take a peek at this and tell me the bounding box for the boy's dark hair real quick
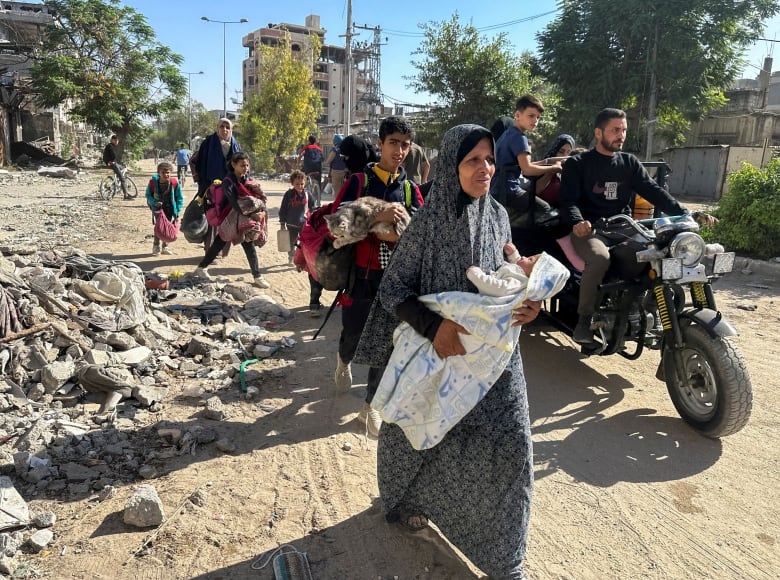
[515,95,544,114]
[308,135,317,145]
[290,169,305,183]
[594,108,626,130]
[379,116,412,141]
[110,134,118,140]
[157,161,173,173]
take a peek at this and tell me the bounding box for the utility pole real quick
[201,17,249,118]
[645,22,659,160]
[343,0,353,136]
[184,71,204,147]
[354,24,383,136]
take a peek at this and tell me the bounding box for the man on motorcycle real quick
[559,107,716,344]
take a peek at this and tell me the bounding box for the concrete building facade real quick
[241,14,382,140]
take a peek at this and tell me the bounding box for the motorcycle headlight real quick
[669,232,705,267]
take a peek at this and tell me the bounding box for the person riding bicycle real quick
[174,143,191,185]
[298,135,323,202]
[102,134,129,199]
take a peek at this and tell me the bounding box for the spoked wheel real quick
[663,322,752,438]
[98,175,116,200]
[124,176,139,199]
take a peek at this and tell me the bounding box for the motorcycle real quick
[536,213,752,438]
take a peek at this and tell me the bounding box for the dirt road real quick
[7,161,780,579]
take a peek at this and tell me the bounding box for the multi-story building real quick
[241,14,382,139]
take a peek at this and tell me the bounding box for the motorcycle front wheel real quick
[663,322,752,438]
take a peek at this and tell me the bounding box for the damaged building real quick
[0,1,88,166]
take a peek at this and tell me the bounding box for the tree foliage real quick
[240,35,322,173]
[537,0,780,151]
[409,14,552,148]
[710,159,780,258]
[30,0,186,155]
[151,102,219,151]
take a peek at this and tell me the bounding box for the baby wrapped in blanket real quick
[372,243,569,450]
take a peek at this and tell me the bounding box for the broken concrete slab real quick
[0,476,29,531]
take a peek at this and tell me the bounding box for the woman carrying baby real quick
[331,116,425,438]
[353,124,540,579]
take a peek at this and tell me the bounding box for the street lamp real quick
[201,16,249,118]
[184,70,203,148]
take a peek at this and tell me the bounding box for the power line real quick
[382,9,560,38]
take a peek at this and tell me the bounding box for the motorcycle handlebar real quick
[593,214,654,240]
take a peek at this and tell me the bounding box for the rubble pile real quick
[0,240,295,572]
[1,170,113,248]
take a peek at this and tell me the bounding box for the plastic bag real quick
[154,211,179,243]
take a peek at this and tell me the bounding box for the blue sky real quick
[56,1,780,111]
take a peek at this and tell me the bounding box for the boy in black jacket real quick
[281,170,324,314]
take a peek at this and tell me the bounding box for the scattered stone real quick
[132,385,168,407]
[0,477,29,529]
[0,554,16,575]
[26,528,54,552]
[123,485,165,528]
[137,464,158,479]
[32,511,56,528]
[342,442,352,452]
[203,397,227,421]
[189,488,208,507]
[112,346,152,365]
[98,485,117,502]
[40,361,76,393]
[0,532,23,557]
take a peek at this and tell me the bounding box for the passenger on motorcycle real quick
[559,107,716,344]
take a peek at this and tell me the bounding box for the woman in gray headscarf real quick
[354,124,540,579]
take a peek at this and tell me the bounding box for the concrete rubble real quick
[0,224,296,571]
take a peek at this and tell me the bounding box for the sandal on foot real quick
[400,514,428,532]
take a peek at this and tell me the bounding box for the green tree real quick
[30,0,186,159]
[409,13,551,147]
[537,0,780,152]
[151,102,219,151]
[240,35,322,173]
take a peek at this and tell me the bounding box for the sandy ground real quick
[6,159,780,579]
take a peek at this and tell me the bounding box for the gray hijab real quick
[355,124,511,368]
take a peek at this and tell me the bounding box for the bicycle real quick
[304,171,321,206]
[98,166,138,200]
[177,164,188,188]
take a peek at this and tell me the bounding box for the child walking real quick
[280,169,324,315]
[145,161,184,255]
[279,170,317,264]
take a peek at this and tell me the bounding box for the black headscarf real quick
[355,124,511,368]
[543,134,575,160]
[339,135,378,173]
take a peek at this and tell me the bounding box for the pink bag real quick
[154,210,179,243]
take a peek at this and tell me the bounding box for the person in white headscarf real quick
[354,124,541,579]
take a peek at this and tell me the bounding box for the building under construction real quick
[241,14,387,139]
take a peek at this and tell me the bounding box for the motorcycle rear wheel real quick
[663,322,752,438]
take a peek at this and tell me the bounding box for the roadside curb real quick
[734,256,780,279]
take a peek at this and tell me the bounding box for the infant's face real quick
[517,254,540,276]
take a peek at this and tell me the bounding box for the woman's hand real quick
[512,300,541,327]
[432,319,470,358]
